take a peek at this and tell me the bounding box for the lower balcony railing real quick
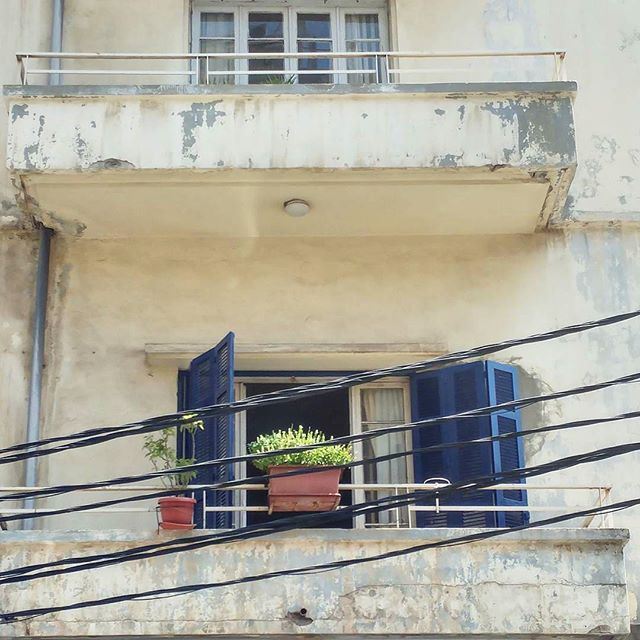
[1,481,613,530]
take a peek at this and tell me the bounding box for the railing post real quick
[385,54,391,84]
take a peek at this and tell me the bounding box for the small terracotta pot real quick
[158,496,196,530]
[268,465,342,513]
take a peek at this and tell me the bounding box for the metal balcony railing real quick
[1,481,611,530]
[15,50,568,86]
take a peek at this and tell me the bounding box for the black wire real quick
[2,366,640,506]
[3,393,640,525]
[4,433,640,586]
[2,491,638,624]
[2,360,640,475]
[1,308,638,461]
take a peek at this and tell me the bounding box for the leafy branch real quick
[143,421,204,492]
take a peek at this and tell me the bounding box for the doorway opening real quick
[242,382,353,528]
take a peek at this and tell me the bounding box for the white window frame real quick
[349,377,413,529]
[234,375,411,529]
[192,0,389,84]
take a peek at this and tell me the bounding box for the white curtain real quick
[345,14,381,84]
[361,388,408,525]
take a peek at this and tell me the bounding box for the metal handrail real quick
[0,481,611,529]
[15,50,568,85]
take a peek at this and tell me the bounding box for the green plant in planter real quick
[248,425,352,472]
[143,420,204,492]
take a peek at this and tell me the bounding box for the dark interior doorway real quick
[244,382,353,528]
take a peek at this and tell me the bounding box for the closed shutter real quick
[411,361,527,528]
[186,332,235,529]
[486,362,529,527]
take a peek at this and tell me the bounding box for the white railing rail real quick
[0,481,611,529]
[15,50,568,86]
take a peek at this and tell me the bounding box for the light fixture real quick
[283,199,311,217]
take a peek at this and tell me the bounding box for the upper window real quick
[192,1,388,85]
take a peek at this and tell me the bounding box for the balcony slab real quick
[4,82,577,237]
[0,527,629,638]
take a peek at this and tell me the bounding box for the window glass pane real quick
[249,12,283,39]
[248,40,285,83]
[297,13,331,39]
[201,13,234,38]
[248,12,285,84]
[360,388,409,527]
[200,39,235,84]
[345,14,380,40]
[297,13,332,84]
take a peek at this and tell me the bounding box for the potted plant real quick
[143,421,203,530]
[248,426,352,513]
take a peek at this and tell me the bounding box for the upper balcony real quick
[4,51,577,237]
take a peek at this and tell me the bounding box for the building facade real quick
[1,0,639,638]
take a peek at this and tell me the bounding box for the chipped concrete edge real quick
[2,80,578,99]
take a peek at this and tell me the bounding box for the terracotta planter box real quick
[268,465,342,513]
[158,496,196,530]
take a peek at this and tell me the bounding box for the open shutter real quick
[186,332,235,529]
[412,362,495,527]
[486,362,529,527]
[411,361,527,528]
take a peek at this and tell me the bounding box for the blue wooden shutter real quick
[411,361,527,528]
[186,332,235,529]
[486,362,529,527]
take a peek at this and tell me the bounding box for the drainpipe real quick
[50,0,64,86]
[22,226,53,529]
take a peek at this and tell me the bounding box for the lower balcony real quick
[0,522,629,638]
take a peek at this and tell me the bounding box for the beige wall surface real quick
[0,232,37,497]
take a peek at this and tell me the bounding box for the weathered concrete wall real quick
[5,85,576,172]
[392,0,640,226]
[0,528,630,637]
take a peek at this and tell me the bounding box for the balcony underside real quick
[5,82,577,237]
[22,167,555,237]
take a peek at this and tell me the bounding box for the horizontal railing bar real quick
[16,50,566,61]
[0,483,610,493]
[2,507,154,514]
[409,505,588,513]
[24,69,196,76]
[206,69,376,77]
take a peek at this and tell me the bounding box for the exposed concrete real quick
[0,528,630,638]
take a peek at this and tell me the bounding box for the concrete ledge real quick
[0,526,630,546]
[3,80,578,98]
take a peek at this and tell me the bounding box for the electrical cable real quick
[2,367,640,508]
[1,308,638,461]
[4,433,640,586]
